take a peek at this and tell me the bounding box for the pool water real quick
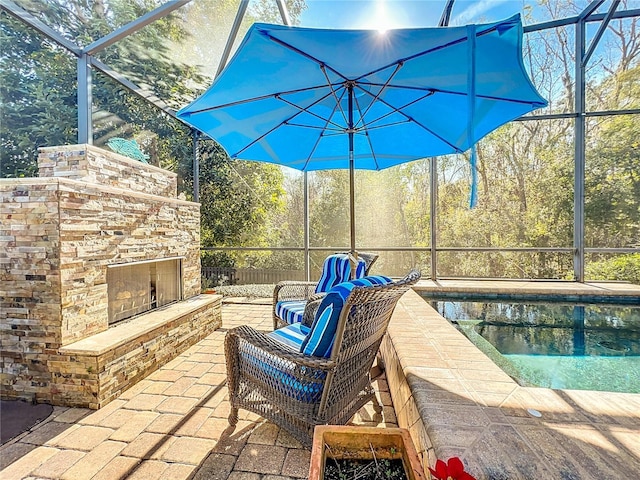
[425,297,640,393]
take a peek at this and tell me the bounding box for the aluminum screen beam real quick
[77,55,92,144]
[438,0,455,27]
[579,0,605,20]
[0,0,82,55]
[215,0,250,79]
[193,131,200,203]
[574,18,586,282]
[304,172,310,281]
[524,7,639,32]
[583,0,620,66]
[430,156,438,280]
[89,57,176,117]
[84,0,192,55]
[276,0,292,26]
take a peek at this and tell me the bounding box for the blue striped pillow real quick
[314,254,366,294]
[301,275,392,358]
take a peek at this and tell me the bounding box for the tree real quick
[198,140,286,267]
[1,10,77,177]
[1,0,203,178]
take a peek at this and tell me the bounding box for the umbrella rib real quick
[353,63,403,130]
[286,123,343,132]
[352,94,381,169]
[277,94,345,131]
[362,82,546,106]
[356,91,435,129]
[430,87,548,106]
[351,86,460,151]
[320,65,350,127]
[185,84,335,115]
[361,91,463,153]
[232,88,345,158]
[300,94,346,170]
[259,29,349,82]
[355,22,503,82]
[363,131,381,170]
[361,119,412,131]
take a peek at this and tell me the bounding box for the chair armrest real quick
[225,325,336,370]
[273,281,318,303]
[302,293,326,327]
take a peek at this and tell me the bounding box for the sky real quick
[298,0,533,29]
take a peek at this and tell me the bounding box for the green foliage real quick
[198,140,286,267]
[1,10,77,177]
[0,0,202,179]
[2,0,292,260]
[586,254,640,285]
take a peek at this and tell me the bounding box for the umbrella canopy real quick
[178,14,547,252]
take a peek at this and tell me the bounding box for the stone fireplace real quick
[0,145,221,408]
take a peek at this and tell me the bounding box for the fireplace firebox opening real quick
[107,257,183,325]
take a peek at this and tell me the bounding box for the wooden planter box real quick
[310,426,426,480]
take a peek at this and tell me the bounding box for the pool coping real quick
[415,278,640,299]
[381,283,640,480]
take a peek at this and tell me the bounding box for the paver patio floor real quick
[0,301,398,480]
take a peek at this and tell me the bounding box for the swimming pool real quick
[422,295,640,393]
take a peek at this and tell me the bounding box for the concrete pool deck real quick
[1,280,638,479]
[415,278,640,298]
[384,280,640,479]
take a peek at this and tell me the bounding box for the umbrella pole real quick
[348,84,357,277]
[348,84,357,257]
[349,154,356,256]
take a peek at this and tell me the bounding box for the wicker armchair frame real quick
[225,269,420,447]
[272,252,380,329]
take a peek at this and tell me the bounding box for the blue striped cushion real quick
[314,254,367,294]
[275,300,306,325]
[240,349,325,403]
[268,323,310,351]
[301,275,393,358]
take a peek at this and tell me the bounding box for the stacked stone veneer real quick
[1,144,221,408]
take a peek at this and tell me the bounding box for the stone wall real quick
[0,145,209,406]
[38,144,177,198]
[0,182,63,402]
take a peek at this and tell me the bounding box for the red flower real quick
[428,457,477,480]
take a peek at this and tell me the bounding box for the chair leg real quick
[229,407,239,426]
[372,398,383,415]
[370,354,385,379]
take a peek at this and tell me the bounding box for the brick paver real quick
[0,301,398,480]
[234,444,287,475]
[59,440,126,480]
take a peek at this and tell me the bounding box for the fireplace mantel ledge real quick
[59,294,221,356]
[0,177,199,207]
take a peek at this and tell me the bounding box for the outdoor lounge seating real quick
[225,269,421,447]
[272,252,379,329]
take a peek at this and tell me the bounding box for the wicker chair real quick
[225,269,421,447]
[272,252,379,329]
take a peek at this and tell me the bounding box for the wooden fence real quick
[202,267,305,285]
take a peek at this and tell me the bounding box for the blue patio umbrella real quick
[177,14,547,254]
